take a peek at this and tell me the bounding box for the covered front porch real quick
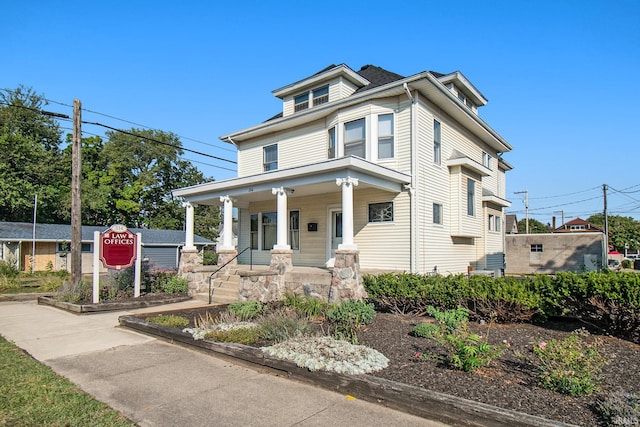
[173,156,411,303]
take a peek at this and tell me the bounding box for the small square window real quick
[368,202,393,223]
[531,244,543,253]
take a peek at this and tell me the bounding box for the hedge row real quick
[363,271,640,343]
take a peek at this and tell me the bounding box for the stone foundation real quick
[330,250,367,303]
[269,249,293,274]
[216,249,238,272]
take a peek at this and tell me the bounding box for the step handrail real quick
[208,247,251,305]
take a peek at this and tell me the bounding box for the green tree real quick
[587,214,640,252]
[0,86,68,223]
[517,218,551,234]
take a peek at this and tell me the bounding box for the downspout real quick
[404,83,417,273]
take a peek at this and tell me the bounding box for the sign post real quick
[93,224,140,303]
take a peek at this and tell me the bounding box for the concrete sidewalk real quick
[0,300,447,427]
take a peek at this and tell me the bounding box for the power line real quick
[528,186,601,200]
[46,98,237,154]
[82,120,237,164]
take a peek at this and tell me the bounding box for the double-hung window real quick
[433,119,441,165]
[250,214,259,249]
[467,179,475,216]
[377,114,394,159]
[328,127,336,159]
[489,214,497,231]
[312,86,329,106]
[368,202,393,223]
[344,118,366,158]
[289,210,300,250]
[263,144,278,171]
[433,203,443,225]
[294,93,309,112]
[261,212,277,250]
[482,152,492,169]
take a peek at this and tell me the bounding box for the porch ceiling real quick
[173,156,411,208]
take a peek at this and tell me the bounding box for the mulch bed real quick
[127,306,640,426]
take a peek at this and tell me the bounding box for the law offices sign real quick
[100,225,137,269]
[92,224,142,303]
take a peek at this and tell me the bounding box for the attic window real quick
[294,93,309,112]
[312,86,329,106]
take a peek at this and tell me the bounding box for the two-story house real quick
[174,64,512,279]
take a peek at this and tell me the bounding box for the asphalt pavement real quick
[0,300,448,427]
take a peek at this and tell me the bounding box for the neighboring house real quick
[552,217,603,233]
[505,214,519,234]
[505,231,605,274]
[0,222,213,273]
[173,64,513,276]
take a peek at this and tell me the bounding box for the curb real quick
[37,295,192,314]
[119,315,578,427]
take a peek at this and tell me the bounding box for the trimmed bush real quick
[147,315,190,328]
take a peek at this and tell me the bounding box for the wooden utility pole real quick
[603,183,609,265]
[71,99,82,286]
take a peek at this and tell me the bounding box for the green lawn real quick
[0,335,136,426]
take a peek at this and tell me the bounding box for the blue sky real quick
[3,0,639,226]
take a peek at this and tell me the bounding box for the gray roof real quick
[0,222,213,246]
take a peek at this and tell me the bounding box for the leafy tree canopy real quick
[1,86,220,241]
[517,218,551,234]
[0,86,68,223]
[587,214,640,252]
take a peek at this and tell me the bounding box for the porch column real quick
[271,187,292,250]
[219,195,234,250]
[182,201,196,250]
[336,177,358,250]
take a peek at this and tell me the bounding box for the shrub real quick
[258,309,315,343]
[413,306,502,371]
[55,280,93,303]
[202,249,218,265]
[161,274,188,294]
[41,277,65,292]
[533,329,606,396]
[597,390,640,426]
[0,260,19,278]
[327,300,376,344]
[0,275,19,292]
[204,327,262,344]
[147,315,190,328]
[283,293,332,319]
[621,259,633,269]
[229,301,267,320]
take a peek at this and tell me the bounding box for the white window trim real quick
[250,210,302,252]
[433,118,442,166]
[433,202,444,226]
[367,201,395,225]
[375,113,395,161]
[263,144,278,172]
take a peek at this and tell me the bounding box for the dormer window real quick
[312,86,329,106]
[294,93,309,112]
[293,85,329,113]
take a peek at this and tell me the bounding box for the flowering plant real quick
[533,329,606,396]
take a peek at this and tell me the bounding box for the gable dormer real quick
[272,64,370,117]
[435,71,488,115]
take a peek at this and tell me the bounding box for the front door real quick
[329,210,342,258]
